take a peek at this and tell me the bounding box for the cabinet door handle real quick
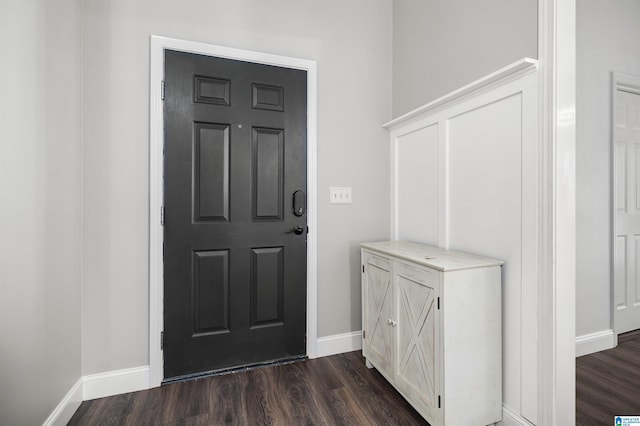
[388,319,397,327]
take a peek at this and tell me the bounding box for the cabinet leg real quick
[365,359,374,369]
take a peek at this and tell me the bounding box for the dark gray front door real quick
[163,50,307,381]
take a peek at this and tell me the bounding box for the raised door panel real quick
[194,123,230,222]
[394,262,440,424]
[252,128,284,221]
[363,252,394,380]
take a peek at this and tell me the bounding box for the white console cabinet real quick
[361,241,503,426]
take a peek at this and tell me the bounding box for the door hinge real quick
[161,206,165,225]
[362,265,365,273]
[160,331,164,350]
[438,395,441,408]
[362,330,366,339]
[437,297,440,310]
[161,80,165,100]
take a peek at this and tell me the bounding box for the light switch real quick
[330,187,352,204]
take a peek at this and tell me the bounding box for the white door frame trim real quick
[538,0,576,424]
[614,72,640,96]
[148,35,318,387]
[612,72,640,339]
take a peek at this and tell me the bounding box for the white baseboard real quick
[43,378,83,426]
[49,335,363,423]
[576,329,615,357]
[496,406,535,426]
[316,331,362,358]
[82,366,150,401]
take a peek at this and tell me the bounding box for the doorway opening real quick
[612,72,640,340]
[149,36,318,386]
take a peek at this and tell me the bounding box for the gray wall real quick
[392,0,538,116]
[576,0,640,337]
[80,0,392,374]
[0,0,82,424]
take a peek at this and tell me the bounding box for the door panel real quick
[194,123,230,222]
[163,50,307,380]
[192,250,229,335]
[615,89,640,334]
[250,247,284,328]
[252,128,284,220]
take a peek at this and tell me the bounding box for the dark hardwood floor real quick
[68,351,428,425]
[71,333,640,426]
[577,331,640,425]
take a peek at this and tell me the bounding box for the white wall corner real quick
[43,379,83,426]
[82,366,150,401]
[497,406,535,426]
[575,330,616,357]
[316,331,363,358]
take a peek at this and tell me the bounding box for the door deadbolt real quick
[292,190,306,217]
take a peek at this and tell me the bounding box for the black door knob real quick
[293,226,304,235]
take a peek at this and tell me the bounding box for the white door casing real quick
[537,1,576,424]
[149,36,318,387]
[613,73,640,335]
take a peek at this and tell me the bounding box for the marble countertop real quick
[360,240,504,272]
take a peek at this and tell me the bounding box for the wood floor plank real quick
[577,335,640,425]
[297,356,344,393]
[206,370,249,425]
[275,362,329,425]
[69,333,640,425]
[618,329,640,343]
[330,352,427,425]
[68,352,427,425]
[578,358,640,395]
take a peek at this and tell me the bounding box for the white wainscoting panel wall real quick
[395,124,440,245]
[384,58,539,425]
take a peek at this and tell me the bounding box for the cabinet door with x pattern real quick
[394,261,440,421]
[362,252,394,380]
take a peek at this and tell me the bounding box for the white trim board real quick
[83,366,150,401]
[43,379,83,426]
[537,0,577,424]
[316,331,363,358]
[383,58,537,130]
[45,329,359,424]
[498,406,535,426]
[43,367,148,425]
[575,330,616,357]
[149,36,318,387]
[614,72,640,96]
